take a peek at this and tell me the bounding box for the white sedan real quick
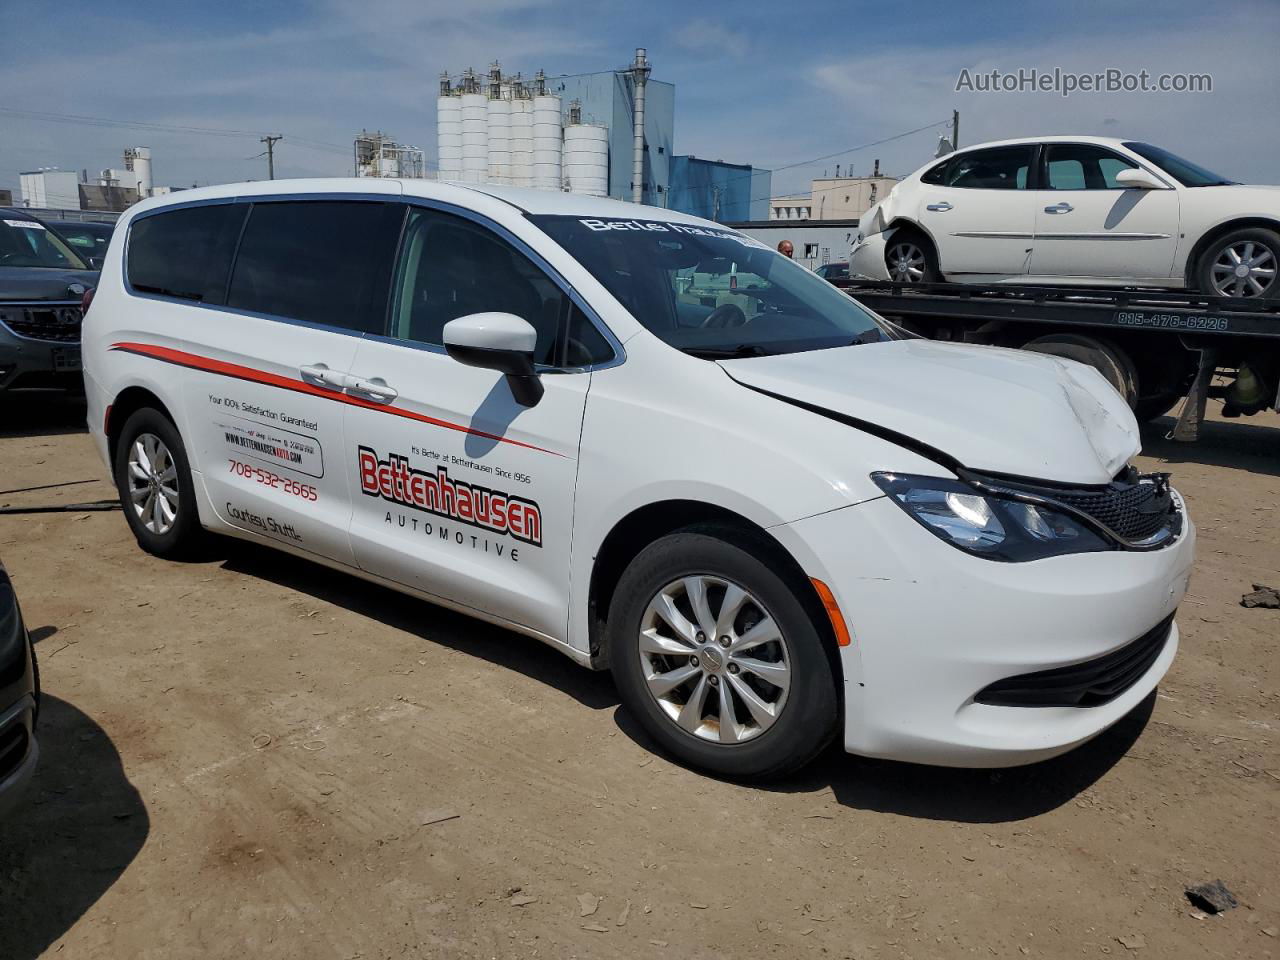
[853,136,1279,299]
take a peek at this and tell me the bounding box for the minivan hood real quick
[0,266,97,302]
[719,340,1140,485]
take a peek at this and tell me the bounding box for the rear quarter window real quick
[127,204,247,303]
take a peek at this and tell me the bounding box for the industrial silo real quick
[531,93,563,191]
[563,122,608,197]
[460,90,489,183]
[436,77,463,181]
[486,94,511,185]
[509,93,534,188]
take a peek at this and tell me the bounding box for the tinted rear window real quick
[226,201,404,333]
[128,204,246,302]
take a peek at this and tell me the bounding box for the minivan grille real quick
[0,302,84,343]
[975,468,1179,545]
[974,614,1174,708]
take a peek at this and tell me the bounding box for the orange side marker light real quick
[810,578,852,647]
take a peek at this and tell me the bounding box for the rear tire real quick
[1022,333,1138,407]
[608,528,838,780]
[113,407,206,559]
[1133,391,1184,423]
[1195,227,1280,299]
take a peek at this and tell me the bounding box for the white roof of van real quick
[122,177,720,229]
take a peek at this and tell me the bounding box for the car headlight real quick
[871,473,1111,562]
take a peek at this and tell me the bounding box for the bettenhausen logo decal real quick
[357,447,542,547]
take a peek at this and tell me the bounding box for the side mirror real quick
[443,312,544,407]
[1115,168,1166,190]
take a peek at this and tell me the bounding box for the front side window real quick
[1044,144,1138,190]
[0,217,89,270]
[531,216,888,359]
[128,203,245,303]
[1123,142,1234,187]
[941,147,1032,190]
[388,208,612,367]
[227,201,403,332]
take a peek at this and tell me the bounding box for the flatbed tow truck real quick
[844,279,1280,442]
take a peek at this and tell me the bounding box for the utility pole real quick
[260,135,283,180]
[951,110,960,151]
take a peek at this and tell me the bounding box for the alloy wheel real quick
[1210,240,1277,297]
[887,241,927,282]
[637,575,791,745]
[127,432,180,535]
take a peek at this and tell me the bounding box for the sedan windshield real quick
[0,216,89,269]
[1123,142,1235,187]
[531,215,887,358]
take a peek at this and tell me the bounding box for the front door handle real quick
[349,377,398,404]
[1044,202,1074,214]
[926,201,953,212]
[299,362,349,389]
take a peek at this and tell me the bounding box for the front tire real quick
[885,231,940,284]
[113,407,205,559]
[1196,227,1280,299]
[608,528,838,780]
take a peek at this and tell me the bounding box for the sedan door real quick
[915,145,1037,278]
[1029,143,1180,282]
[342,205,613,640]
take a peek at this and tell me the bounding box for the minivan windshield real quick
[1123,142,1235,187]
[532,215,888,358]
[0,216,89,270]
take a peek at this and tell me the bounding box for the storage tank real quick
[509,97,534,188]
[531,94,563,191]
[124,147,152,198]
[436,94,463,181]
[459,92,489,183]
[486,95,511,184]
[563,123,609,197]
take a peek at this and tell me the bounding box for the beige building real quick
[769,174,898,221]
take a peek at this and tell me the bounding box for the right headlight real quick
[872,472,1111,562]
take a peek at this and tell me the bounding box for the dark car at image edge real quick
[0,208,98,395]
[0,560,39,818]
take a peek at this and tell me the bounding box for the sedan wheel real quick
[1209,240,1277,298]
[638,575,791,745]
[127,433,180,534]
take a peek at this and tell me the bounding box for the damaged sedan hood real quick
[718,339,1140,485]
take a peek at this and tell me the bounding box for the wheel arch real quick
[1183,216,1280,288]
[105,385,176,464]
[884,217,942,274]
[587,499,845,686]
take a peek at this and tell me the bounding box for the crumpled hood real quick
[0,266,97,302]
[719,339,1140,485]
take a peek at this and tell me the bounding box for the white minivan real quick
[82,180,1194,778]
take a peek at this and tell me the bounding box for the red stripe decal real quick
[109,341,562,457]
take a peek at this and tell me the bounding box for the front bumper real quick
[776,494,1195,767]
[0,695,38,818]
[848,234,892,281]
[0,310,83,393]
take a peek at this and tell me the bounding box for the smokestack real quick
[630,47,650,204]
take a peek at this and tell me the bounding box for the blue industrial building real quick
[667,156,771,223]
[549,71,674,207]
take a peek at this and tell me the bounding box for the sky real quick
[2,0,1277,206]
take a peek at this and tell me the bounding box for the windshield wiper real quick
[682,344,772,359]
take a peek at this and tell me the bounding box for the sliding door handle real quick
[349,377,398,403]
[299,363,348,389]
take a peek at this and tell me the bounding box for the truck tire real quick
[1022,334,1138,407]
[1195,227,1280,299]
[608,527,838,780]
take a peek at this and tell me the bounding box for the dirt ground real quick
[0,395,1276,960]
